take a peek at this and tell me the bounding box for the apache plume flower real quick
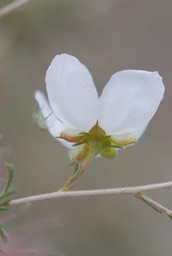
[35,54,165,161]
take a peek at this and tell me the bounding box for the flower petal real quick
[46,54,99,130]
[99,70,165,139]
[34,90,71,148]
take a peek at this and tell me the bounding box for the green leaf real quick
[0,226,8,242]
[0,163,16,242]
[0,163,16,213]
[4,163,15,193]
[0,164,15,199]
[2,190,16,198]
[0,206,9,211]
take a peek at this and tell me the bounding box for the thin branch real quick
[11,180,172,206]
[0,0,32,17]
[135,192,172,218]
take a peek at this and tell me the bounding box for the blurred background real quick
[0,0,172,255]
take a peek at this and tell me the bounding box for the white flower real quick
[35,54,165,160]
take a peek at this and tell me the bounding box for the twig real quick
[0,0,32,17]
[135,192,172,218]
[11,180,172,205]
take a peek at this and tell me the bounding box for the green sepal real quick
[111,133,137,147]
[72,161,80,176]
[100,147,117,159]
[61,122,136,161]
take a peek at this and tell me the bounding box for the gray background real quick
[0,0,172,255]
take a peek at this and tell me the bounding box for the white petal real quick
[46,54,99,131]
[34,90,71,148]
[99,70,165,139]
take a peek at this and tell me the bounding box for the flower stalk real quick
[59,152,95,191]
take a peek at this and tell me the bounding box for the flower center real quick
[60,122,136,161]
